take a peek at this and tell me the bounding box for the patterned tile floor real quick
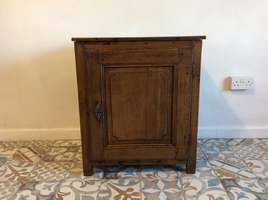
[0,139,268,199]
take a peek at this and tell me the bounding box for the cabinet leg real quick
[186,160,196,174]
[83,164,94,176]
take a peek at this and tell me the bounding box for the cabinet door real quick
[105,66,172,145]
[85,45,193,161]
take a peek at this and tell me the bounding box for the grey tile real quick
[0,138,267,200]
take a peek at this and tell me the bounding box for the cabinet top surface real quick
[72,35,206,42]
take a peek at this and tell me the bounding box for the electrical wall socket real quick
[230,76,254,90]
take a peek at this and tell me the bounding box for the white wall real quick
[0,0,267,139]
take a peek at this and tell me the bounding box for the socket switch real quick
[230,76,254,90]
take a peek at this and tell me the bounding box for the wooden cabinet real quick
[72,36,206,175]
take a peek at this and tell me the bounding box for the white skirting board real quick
[0,127,267,140]
[0,128,81,140]
[198,126,268,138]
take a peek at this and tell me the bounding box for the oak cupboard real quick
[72,36,206,175]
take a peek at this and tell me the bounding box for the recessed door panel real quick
[104,66,173,145]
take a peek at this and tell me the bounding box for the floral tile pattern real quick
[141,177,183,199]
[180,160,229,200]
[0,138,268,199]
[200,138,268,200]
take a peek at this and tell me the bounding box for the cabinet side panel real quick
[74,42,91,174]
[187,40,203,173]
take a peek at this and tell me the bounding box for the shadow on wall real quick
[0,47,79,128]
[198,68,244,138]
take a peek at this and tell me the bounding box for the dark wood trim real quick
[72,36,206,42]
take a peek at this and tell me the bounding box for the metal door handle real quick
[95,102,104,121]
